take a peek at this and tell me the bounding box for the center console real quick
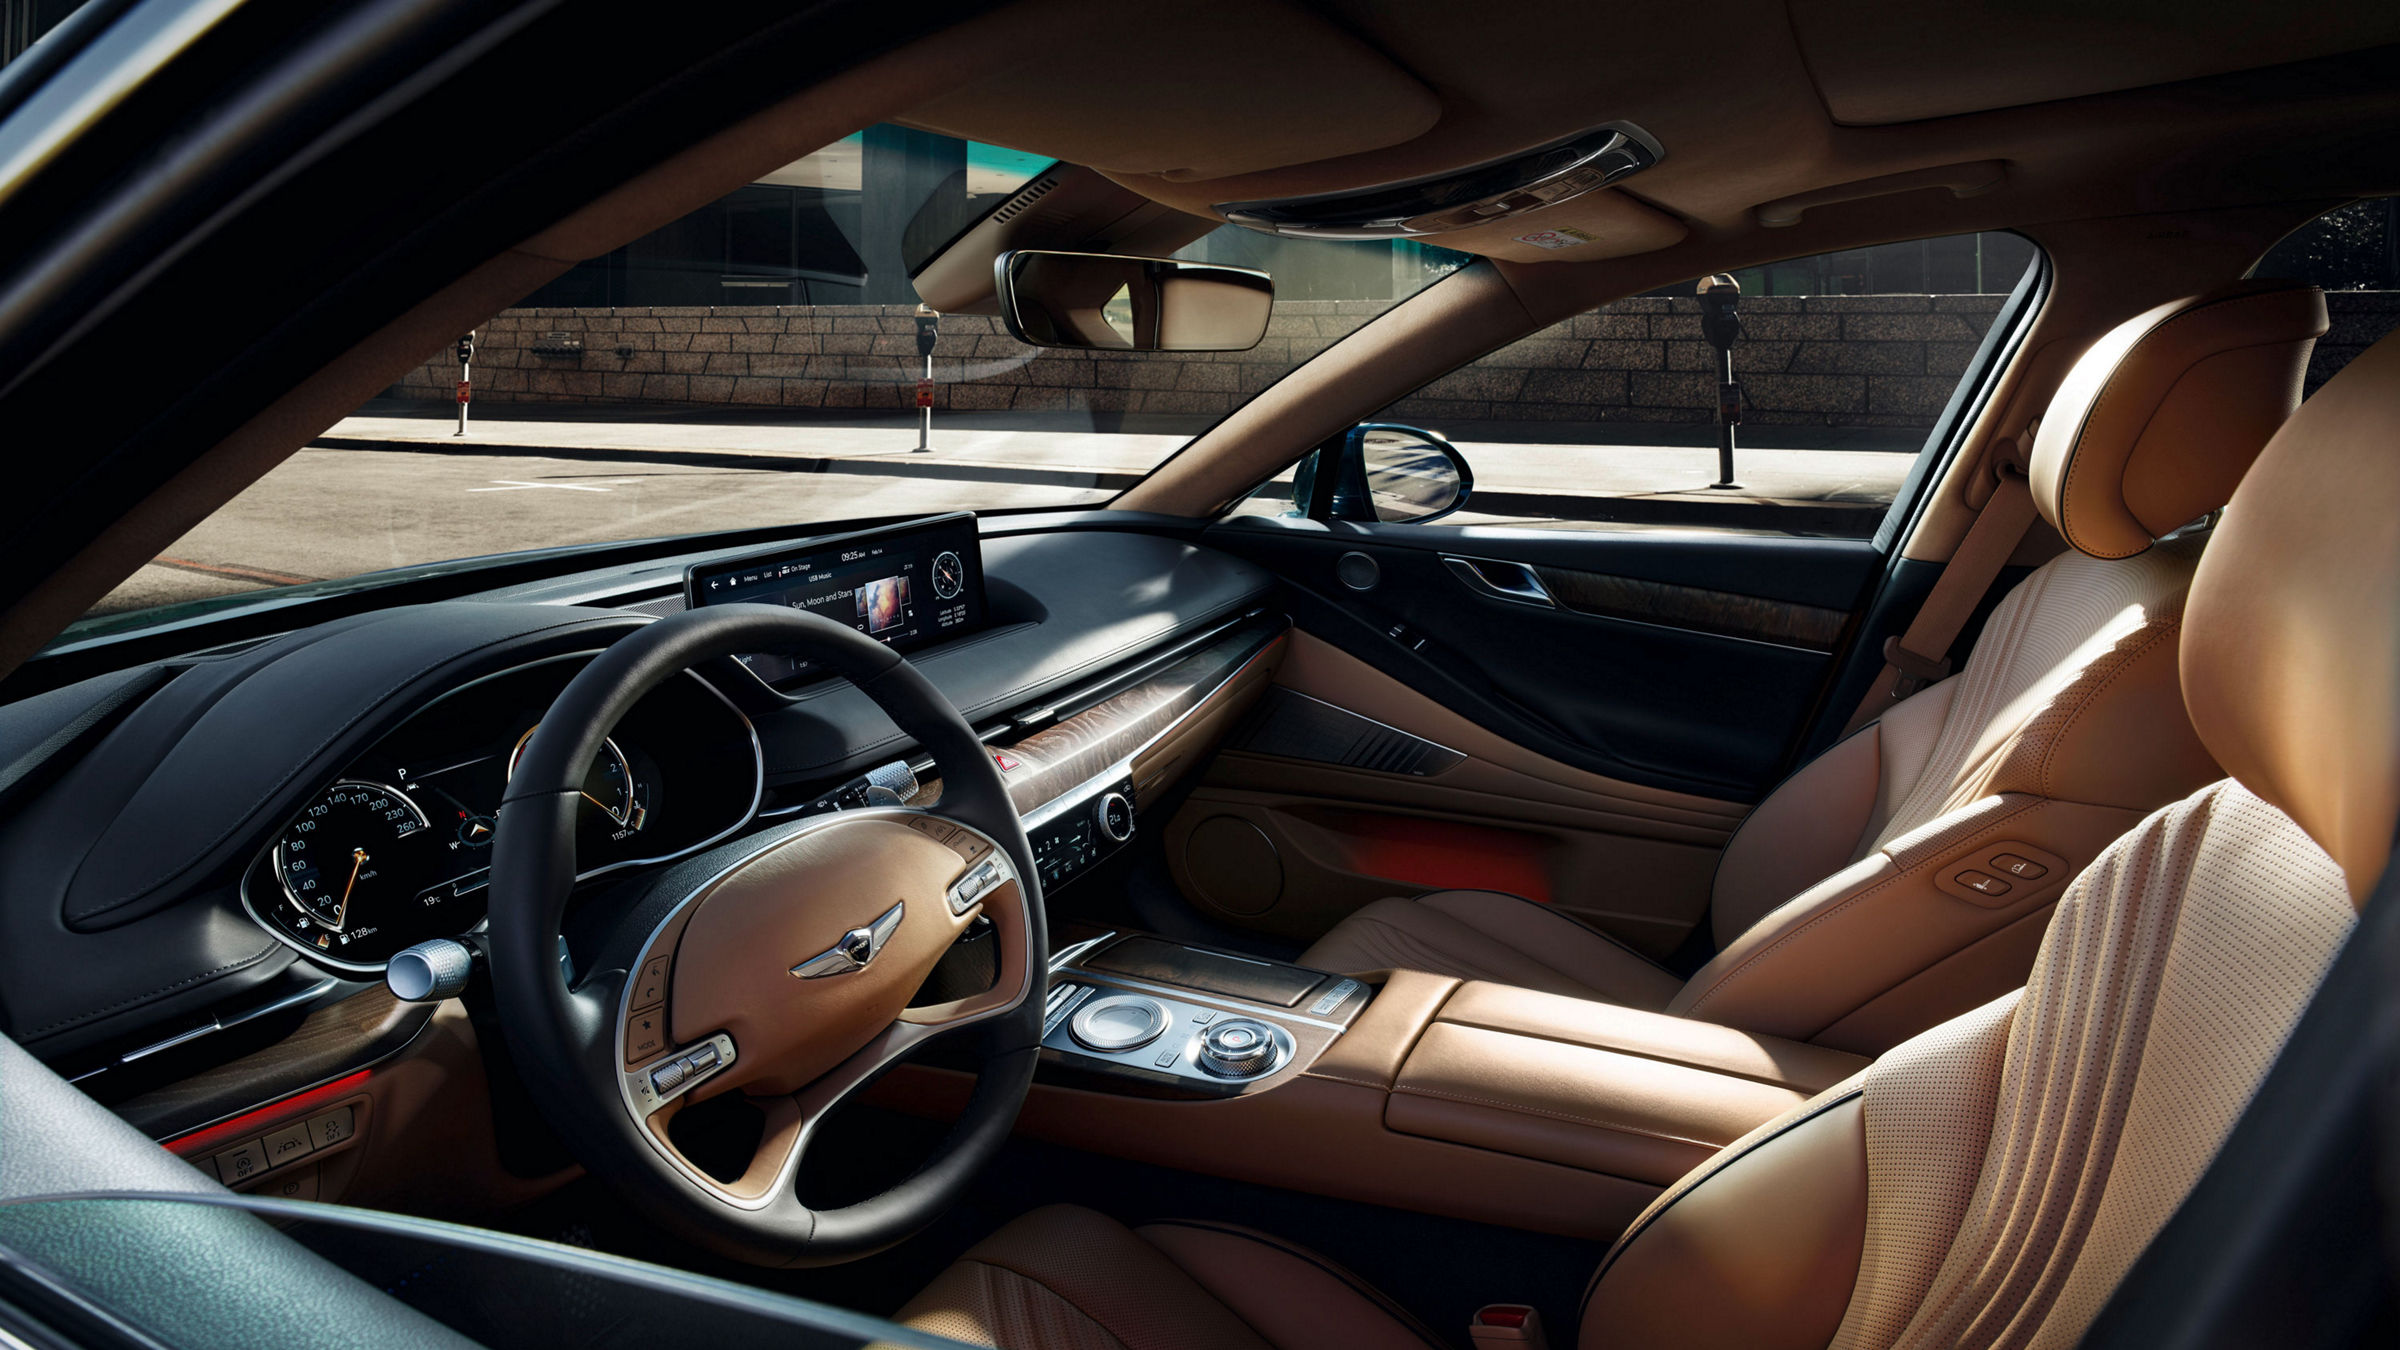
[869,945,1872,1242]
[1040,934,1371,1094]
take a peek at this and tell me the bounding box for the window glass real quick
[72,129,1466,638]
[2252,197,2400,398]
[1236,231,2040,539]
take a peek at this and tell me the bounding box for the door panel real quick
[1205,516,1883,799]
[1163,632,1748,955]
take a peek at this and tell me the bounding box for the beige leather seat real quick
[892,317,2400,1350]
[1301,280,2328,1055]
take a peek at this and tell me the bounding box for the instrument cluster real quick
[243,656,759,972]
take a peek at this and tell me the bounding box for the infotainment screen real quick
[685,513,986,687]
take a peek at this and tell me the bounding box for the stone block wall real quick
[389,292,2399,429]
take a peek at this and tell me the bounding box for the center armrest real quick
[1386,981,1870,1186]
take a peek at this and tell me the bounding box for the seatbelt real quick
[1841,456,2039,737]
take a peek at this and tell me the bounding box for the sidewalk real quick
[323,408,1919,529]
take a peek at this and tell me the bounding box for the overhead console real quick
[686,512,987,689]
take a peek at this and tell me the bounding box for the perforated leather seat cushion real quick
[892,1204,1443,1350]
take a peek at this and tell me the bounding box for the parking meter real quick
[912,306,938,452]
[1696,275,1741,487]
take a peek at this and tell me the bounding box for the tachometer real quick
[273,780,428,932]
[507,728,647,835]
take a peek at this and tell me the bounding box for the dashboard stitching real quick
[24,942,277,1038]
[67,615,637,926]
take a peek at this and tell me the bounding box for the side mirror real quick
[994,250,1272,351]
[1297,424,1474,524]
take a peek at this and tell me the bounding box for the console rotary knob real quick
[1093,791,1135,844]
[1069,994,1169,1053]
[1197,1018,1280,1078]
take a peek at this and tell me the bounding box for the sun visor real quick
[893,0,1439,182]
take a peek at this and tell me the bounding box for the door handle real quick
[1441,555,1555,608]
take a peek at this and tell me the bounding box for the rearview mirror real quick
[994,250,1272,351]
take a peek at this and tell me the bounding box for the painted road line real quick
[151,556,320,586]
[466,478,641,493]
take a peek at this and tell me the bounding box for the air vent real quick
[1215,124,1661,240]
[990,174,1060,225]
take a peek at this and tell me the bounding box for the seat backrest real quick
[1577,320,2400,1350]
[1678,280,2324,1053]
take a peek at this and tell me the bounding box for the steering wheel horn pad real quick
[486,604,1046,1265]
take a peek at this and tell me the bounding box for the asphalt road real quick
[90,419,1915,619]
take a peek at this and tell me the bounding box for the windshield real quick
[73,126,1466,640]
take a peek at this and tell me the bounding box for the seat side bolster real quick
[1709,725,1885,948]
[1578,1090,1868,1350]
[1135,1221,1449,1350]
[1980,615,2221,813]
[1668,797,2143,1051]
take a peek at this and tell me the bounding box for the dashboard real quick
[0,517,1277,1128]
[239,656,760,973]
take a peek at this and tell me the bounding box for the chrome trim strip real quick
[237,651,764,974]
[116,977,342,1064]
[1057,971,1349,1034]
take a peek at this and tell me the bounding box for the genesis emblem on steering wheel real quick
[789,900,904,979]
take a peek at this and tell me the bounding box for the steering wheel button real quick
[652,1061,688,1094]
[626,1011,667,1064]
[633,955,671,1008]
[688,1043,719,1070]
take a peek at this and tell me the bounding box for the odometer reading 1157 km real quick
[271,780,429,957]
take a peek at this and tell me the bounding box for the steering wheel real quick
[486,605,1047,1266]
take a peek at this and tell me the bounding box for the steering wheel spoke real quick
[485,605,1047,1264]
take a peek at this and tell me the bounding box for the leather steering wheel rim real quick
[486,603,1047,1265]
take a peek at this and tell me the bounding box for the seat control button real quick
[1991,853,2047,880]
[1956,870,2011,898]
[306,1108,356,1150]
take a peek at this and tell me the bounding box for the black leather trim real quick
[745,532,1276,784]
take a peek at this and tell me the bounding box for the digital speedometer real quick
[274,780,427,930]
[260,779,477,966]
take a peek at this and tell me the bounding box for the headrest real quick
[2030,279,2326,559]
[2183,328,2400,906]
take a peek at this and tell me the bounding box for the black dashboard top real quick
[0,523,1274,1063]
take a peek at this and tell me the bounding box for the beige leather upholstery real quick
[894,307,2397,1350]
[891,1204,1442,1350]
[2027,279,2326,560]
[2182,326,2400,906]
[1302,285,2318,1052]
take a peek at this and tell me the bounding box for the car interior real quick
[1,1,2399,1347]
